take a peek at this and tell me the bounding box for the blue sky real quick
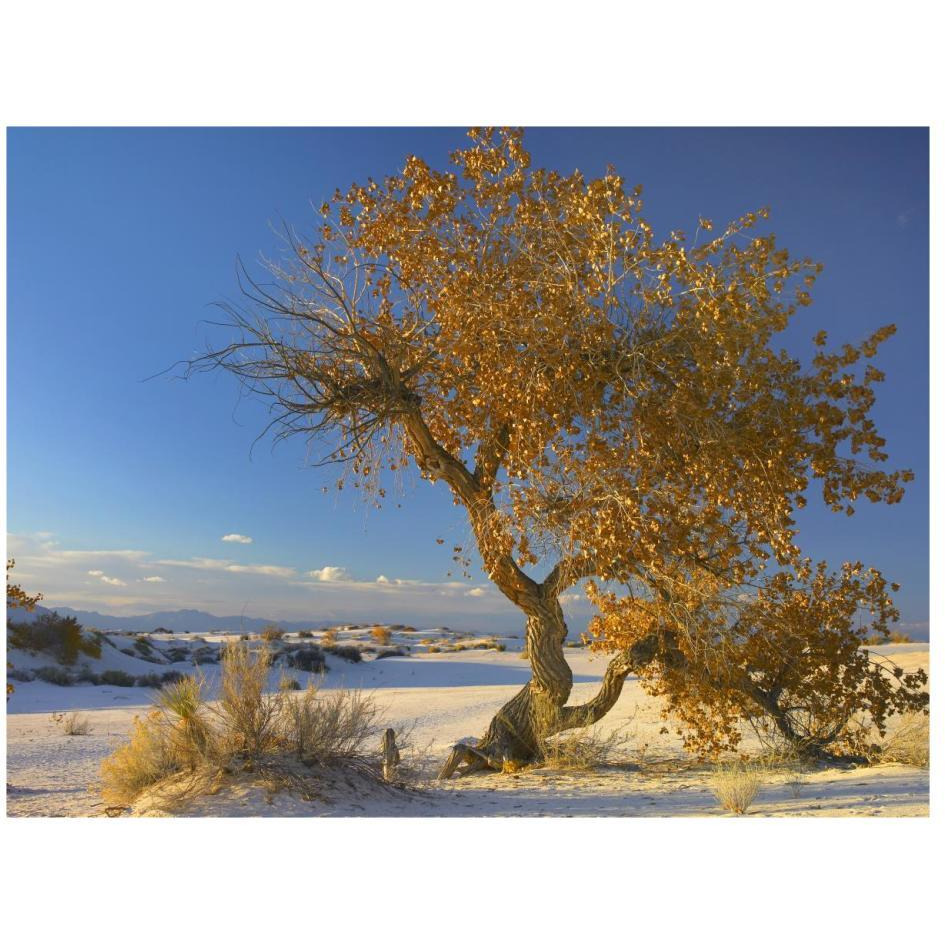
[6,127,929,635]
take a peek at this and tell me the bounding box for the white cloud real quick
[141,576,166,583]
[221,533,253,544]
[308,566,351,582]
[466,587,487,597]
[87,569,105,577]
[155,557,295,579]
[100,576,127,587]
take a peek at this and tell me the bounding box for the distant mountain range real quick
[6,604,344,634]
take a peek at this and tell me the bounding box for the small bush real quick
[879,712,929,768]
[59,712,92,736]
[165,646,191,663]
[261,625,285,643]
[279,675,303,691]
[711,762,762,815]
[371,627,392,645]
[100,670,136,687]
[286,646,327,673]
[321,628,339,646]
[133,636,154,654]
[101,711,181,806]
[324,644,362,663]
[160,670,187,686]
[8,668,34,683]
[35,665,73,686]
[100,641,386,809]
[298,630,314,639]
[76,666,101,684]
[8,613,101,665]
[375,647,405,660]
[135,673,165,688]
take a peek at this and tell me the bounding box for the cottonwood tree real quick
[196,128,915,774]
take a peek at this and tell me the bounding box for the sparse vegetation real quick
[34,665,73,686]
[100,641,387,809]
[8,613,101,665]
[56,712,92,736]
[878,711,929,768]
[711,762,762,815]
[321,628,338,646]
[261,625,285,642]
[370,627,392,645]
[99,670,136,687]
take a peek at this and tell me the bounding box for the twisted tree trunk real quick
[398,402,644,778]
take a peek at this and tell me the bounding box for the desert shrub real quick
[370,627,392,645]
[261,625,285,643]
[76,666,101,684]
[135,673,165,688]
[100,641,386,808]
[192,646,219,665]
[281,683,379,763]
[710,762,762,815]
[494,642,507,652]
[213,641,281,757]
[133,636,154,654]
[375,647,405,660]
[285,646,327,673]
[321,628,339,646]
[878,711,929,767]
[154,627,171,634]
[324,644,362,663]
[427,645,441,653]
[279,675,303,691]
[35,665,73,685]
[240,633,250,641]
[297,630,314,639]
[101,711,181,806]
[160,670,186,686]
[100,670,136,687]
[8,613,101,665]
[165,646,191,663]
[58,712,92,736]
[8,668,34,682]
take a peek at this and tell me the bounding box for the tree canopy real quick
[200,128,924,767]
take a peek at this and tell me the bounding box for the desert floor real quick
[5,634,929,817]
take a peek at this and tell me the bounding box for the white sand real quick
[5,634,929,817]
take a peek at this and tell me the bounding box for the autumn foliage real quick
[199,129,923,765]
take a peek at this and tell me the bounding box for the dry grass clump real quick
[55,712,92,735]
[878,712,929,768]
[370,626,392,645]
[100,641,389,810]
[710,761,762,814]
[533,703,635,771]
[321,628,339,646]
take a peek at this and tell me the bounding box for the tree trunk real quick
[438,602,659,779]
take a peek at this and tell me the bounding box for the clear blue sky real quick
[6,127,929,636]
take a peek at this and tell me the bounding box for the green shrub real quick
[100,670,136,687]
[35,665,73,685]
[8,613,101,665]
